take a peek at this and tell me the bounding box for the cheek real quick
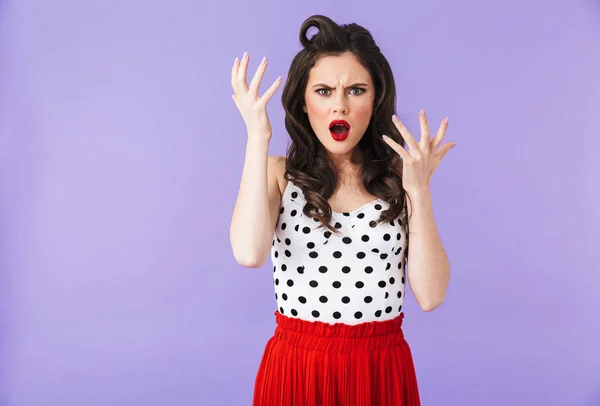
[306,100,328,120]
[353,102,373,125]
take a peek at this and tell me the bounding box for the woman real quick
[229,14,455,406]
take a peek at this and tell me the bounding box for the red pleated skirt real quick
[253,311,420,406]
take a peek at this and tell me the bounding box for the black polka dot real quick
[364,266,373,274]
[333,281,342,288]
[378,281,387,288]
[361,235,370,242]
[342,296,350,304]
[342,237,352,244]
[291,309,298,316]
[285,238,291,245]
[397,291,402,298]
[309,252,318,258]
[375,310,382,317]
[357,252,366,259]
[275,278,279,285]
[297,266,305,274]
[364,296,373,303]
[389,277,395,284]
[355,281,364,289]
[280,307,284,314]
[299,296,307,304]
[291,191,298,198]
[309,280,318,287]
[319,266,328,273]
[385,292,389,299]
[282,293,288,300]
[397,233,402,240]
[333,251,342,258]
[307,242,315,249]
[334,222,342,229]
[343,212,350,217]
[319,296,328,303]
[401,276,406,284]
[285,250,291,257]
[281,264,287,271]
[354,312,363,319]
[324,231,332,238]
[380,253,388,260]
[357,213,365,219]
[281,223,287,230]
[333,311,341,319]
[312,310,320,318]
[294,225,299,231]
[383,233,391,241]
[385,306,392,313]
[342,266,351,274]
[287,280,294,287]
[374,204,382,210]
[386,263,391,270]
[274,251,279,258]
[369,220,377,227]
[302,227,311,234]
[398,305,403,312]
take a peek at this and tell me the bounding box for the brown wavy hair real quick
[281,14,412,243]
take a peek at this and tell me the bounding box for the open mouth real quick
[329,120,351,141]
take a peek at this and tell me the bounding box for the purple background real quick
[1,0,599,405]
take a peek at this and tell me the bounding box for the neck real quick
[329,147,363,184]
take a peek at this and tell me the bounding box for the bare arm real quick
[405,189,450,311]
[230,149,283,268]
[228,51,283,268]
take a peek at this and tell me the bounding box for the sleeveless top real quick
[271,180,408,325]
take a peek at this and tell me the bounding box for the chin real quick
[324,140,359,155]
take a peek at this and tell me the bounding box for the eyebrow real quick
[311,83,370,88]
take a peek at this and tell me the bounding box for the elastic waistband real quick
[272,311,406,353]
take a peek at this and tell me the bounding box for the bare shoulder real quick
[268,155,288,198]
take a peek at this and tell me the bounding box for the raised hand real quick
[231,52,283,140]
[382,109,456,195]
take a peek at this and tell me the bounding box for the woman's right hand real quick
[231,52,283,141]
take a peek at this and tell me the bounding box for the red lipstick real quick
[329,120,351,141]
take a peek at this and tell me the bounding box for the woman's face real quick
[303,52,375,157]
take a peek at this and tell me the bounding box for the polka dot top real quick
[271,180,408,325]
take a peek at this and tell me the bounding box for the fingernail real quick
[443,117,449,125]
[382,134,389,140]
[261,56,267,64]
[392,114,398,122]
[420,109,425,117]
[242,51,248,59]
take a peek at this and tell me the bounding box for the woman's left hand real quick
[382,109,456,195]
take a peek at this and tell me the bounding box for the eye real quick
[316,88,330,96]
[349,87,366,95]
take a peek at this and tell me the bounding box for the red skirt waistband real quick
[272,311,406,353]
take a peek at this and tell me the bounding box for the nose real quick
[333,93,348,114]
